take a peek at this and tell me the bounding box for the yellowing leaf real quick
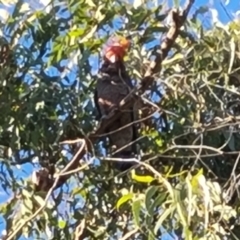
[68,29,85,37]
[116,193,133,210]
[156,138,163,147]
[58,220,66,229]
[132,172,155,183]
[191,168,203,190]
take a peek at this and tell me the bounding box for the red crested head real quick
[103,36,131,63]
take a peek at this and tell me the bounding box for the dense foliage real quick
[0,0,240,239]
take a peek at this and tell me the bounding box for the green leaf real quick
[145,186,159,215]
[176,202,187,227]
[132,199,141,227]
[148,230,156,240]
[151,192,168,211]
[56,45,63,63]
[116,193,133,210]
[154,205,175,235]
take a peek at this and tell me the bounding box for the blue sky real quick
[0,0,239,239]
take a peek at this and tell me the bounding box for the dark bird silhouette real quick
[94,36,137,171]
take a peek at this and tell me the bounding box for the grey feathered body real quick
[94,60,137,170]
